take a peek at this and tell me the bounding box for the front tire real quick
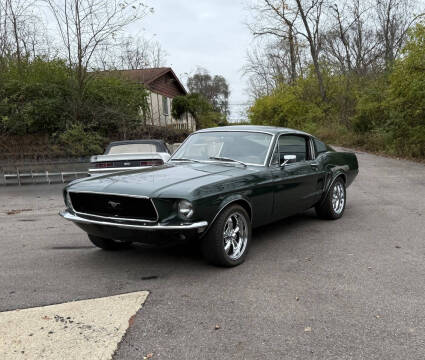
[88,235,132,251]
[315,177,346,219]
[202,205,251,267]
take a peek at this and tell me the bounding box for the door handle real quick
[310,162,319,170]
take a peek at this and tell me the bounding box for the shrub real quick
[172,93,226,129]
[58,124,104,157]
[248,24,425,159]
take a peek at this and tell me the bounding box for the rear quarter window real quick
[314,139,328,156]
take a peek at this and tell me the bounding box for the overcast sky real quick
[138,0,253,121]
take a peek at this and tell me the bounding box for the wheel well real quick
[203,199,253,237]
[336,173,347,184]
[231,199,252,220]
[215,199,252,221]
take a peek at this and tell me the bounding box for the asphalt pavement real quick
[0,149,424,359]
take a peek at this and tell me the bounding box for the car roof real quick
[195,125,311,137]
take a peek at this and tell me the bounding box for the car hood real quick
[67,162,255,198]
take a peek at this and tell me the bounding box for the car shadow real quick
[252,209,320,244]
[76,208,324,273]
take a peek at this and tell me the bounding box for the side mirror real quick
[280,154,297,167]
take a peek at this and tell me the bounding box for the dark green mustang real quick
[60,126,358,267]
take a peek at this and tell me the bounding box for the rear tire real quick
[88,235,132,251]
[202,205,251,267]
[315,177,346,220]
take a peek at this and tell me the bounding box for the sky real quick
[137,0,254,121]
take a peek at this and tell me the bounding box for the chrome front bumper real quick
[59,210,208,231]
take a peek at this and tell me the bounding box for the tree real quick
[172,94,227,129]
[0,0,49,61]
[294,0,327,101]
[246,0,327,101]
[187,68,230,116]
[45,0,152,98]
[387,23,425,157]
[0,2,10,57]
[375,0,423,69]
[248,0,300,84]
[95,35,167,71]
[0,56,149,153]
[119,36,166,70]
[326,0,381,75]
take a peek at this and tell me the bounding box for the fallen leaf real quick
[144,353,153,359]
[304,326,312,332]
[128,314,136,327]
[6,209,32,215]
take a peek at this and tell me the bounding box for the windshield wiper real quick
[170,158,202,163]
[209,156,247,167]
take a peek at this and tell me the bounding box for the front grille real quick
[69,192,157,221]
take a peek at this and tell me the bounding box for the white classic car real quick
[89,140,171,175]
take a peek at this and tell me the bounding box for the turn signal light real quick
[140,160,163,166]
[95,162,114,168]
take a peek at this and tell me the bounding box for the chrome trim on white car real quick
[60,210,208,231]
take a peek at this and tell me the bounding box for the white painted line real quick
[0,291,149,360]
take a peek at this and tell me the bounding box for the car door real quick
[270,134,322,220]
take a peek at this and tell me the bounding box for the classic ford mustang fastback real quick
[60,125,358,267]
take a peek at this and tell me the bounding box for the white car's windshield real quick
[107,143,159,154]
[171,131,273,166]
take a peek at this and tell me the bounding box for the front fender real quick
[200,193,252,236]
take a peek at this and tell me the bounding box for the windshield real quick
[107,143,160,154]
[171,131,273,165]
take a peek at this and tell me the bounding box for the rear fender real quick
[318,168,347,206]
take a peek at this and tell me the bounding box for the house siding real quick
[149,73,185,98]
[118,67,196,132]
[146,90,196,131]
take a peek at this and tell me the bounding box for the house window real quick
[162,96,169,116]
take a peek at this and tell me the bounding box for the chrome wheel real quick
[223,212,248,260]
[332,182,345,214]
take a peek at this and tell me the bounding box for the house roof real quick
[113,67,187,97]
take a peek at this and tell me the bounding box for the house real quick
[116,67,196,131]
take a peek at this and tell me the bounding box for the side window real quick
[278,135,309,163]
[162,96,169,116]
[314,139,328,156]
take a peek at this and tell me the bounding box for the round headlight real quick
[178,200,193,219]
